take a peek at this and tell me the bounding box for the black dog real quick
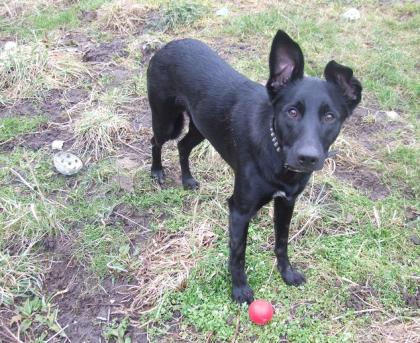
[147,30,362,304]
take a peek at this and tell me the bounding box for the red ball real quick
[248,300,274,325]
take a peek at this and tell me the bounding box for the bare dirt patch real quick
[0,123,74,153]
[343,105,411,151]
[334,164,390,200]
[110,203,152,248]
[43,234,147,342]
[79,10,98,23]
[346,284,378,313]
[376,323,420,343]
[82,39,129,63]
[403,288,420,309]
[22,125,74,151]
[209,37,256,64]
[59,31,93,51]
[0,88,89,120]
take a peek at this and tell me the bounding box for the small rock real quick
[384,110,400,121]
[410,234,420,245]
[4,41,18,51]
[51,140,64,150]
[342,8,361,20]
[216,7,229,16]
[345,213,354,223]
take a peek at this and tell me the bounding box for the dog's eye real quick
[287,108,299,119]
[323,112,336,123]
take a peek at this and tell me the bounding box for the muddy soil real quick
[346,284,378,313]
[82,39,129,63]
[43,234,148,342]
[334,165,391,200]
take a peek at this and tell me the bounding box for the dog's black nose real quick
[296,147,320,169]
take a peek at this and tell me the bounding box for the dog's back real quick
[147,39,248,106]
[147,39,266,166]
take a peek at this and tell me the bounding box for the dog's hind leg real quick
[177,119,204,189]
[150,98,185,185]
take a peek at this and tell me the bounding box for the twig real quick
[0,137,14,146]
[333,308,382,321]
[118,137,146,154]
[10,168,36,191]
[0,323,24,343]
[340,276,358,286]
[45,324,69,342]
[113,211,150,231]
[231,311,241,343]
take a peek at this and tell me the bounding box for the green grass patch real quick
[0,115,47,142]
[75,224,133,276]
[150,0,210,32]
[0,0,110,38]
[126,187,188,210]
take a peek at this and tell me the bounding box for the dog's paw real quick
[151,169,165,185]
[232,285,254,304]
[182,176,199,190]
[280,266,306,286]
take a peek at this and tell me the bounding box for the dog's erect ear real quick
[266,30,304,99]
[324,60,362,111]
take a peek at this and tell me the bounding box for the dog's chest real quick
[273,190,287,199]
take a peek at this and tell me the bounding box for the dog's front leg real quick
[274,197,306,286]
[228,197,254,304]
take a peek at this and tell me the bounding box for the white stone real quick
[216,7,229,16]
[4,41,17,51]
[51,140,64,150]
[342,8,361,20]
[53,152,83,176]
[384,110,399,121]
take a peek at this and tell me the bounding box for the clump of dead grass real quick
[290,177,336,239]
[97,0,152,34]
[364,322,420,343]
[0,0,64,18]
[73,106,133,160]
[0,41,88,103]
[126,222,216,314]
[0,43,48,102]
[331,135,370,168]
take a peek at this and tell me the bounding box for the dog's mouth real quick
[283,164,307,173]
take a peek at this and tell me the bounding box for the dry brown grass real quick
[0,42,88,103]
[126,222,216,315]
[97,0,153,34]
[363,322,420,343]
[0,0,65,18]
[73,105,133,160]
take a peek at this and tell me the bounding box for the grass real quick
[0,115,47,141]
[0,40,88,103]
[73,105,132,159]
[0,0,110,38]
[0,0,419,341]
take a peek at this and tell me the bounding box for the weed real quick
[103,317,131,343]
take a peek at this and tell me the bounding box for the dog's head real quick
[266,30,362,173]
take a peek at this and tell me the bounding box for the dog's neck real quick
[270,116,281,153]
